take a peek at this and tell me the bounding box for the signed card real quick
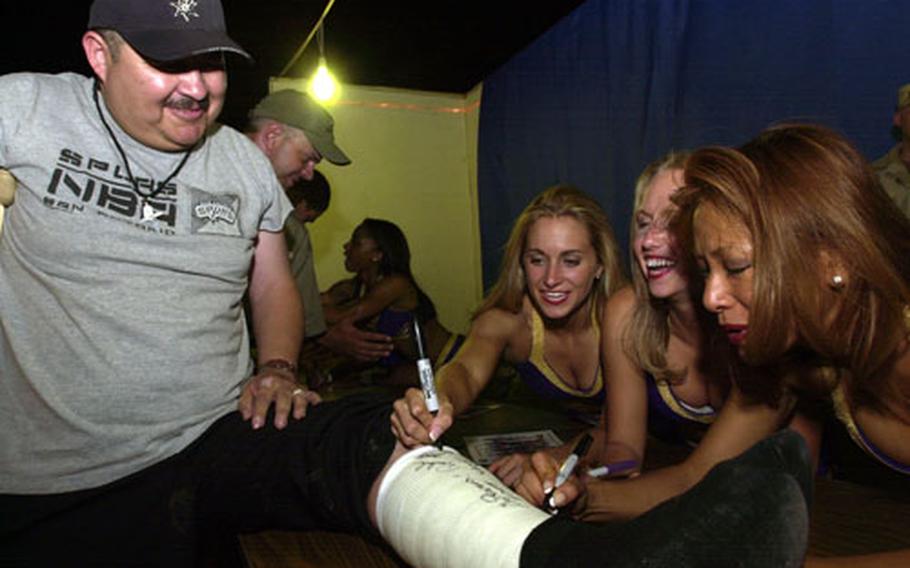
[464,430,564,466]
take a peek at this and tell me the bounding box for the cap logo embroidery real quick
[170,0,200,23]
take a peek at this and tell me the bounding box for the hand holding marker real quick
[544,433,593,513]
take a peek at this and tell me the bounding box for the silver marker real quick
[544,433,593,512]
[413,319,439,413]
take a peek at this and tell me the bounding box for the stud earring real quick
[831,274,844,289]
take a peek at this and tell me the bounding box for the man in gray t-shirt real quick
[0,0,326,562]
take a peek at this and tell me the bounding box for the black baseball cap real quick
[88,0,252,62]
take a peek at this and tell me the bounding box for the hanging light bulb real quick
[308,23,340,103]
[309,56,340,102]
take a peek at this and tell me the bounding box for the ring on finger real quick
[292,388,305,397]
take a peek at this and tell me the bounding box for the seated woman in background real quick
[521,124,906,565]
[493,153,730,487]
[391,185,626,446]
[303,218,460,387]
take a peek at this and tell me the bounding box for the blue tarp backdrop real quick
[477,0,910,289]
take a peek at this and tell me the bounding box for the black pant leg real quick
[0,394,398,567]
[192,393,397,537]
[522,430,812,568]
[0,451,199,567]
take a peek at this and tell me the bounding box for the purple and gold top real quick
[831,384,910,475]
[513,308,605,403]
[645,373,716,446]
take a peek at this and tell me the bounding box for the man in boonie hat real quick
[247,89,352,188]
[872,84,910,217]
[245,91,389,366]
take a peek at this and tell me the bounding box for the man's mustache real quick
[166,96,210,112]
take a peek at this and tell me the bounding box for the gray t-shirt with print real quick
[0,72,292,493]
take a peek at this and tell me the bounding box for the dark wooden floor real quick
[809,477,909,558]
[241,531,406,568]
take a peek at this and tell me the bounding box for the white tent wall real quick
[270,78,484,334]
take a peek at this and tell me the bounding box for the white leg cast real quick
[375,446,550,568]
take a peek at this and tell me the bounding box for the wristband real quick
[258,358,298,375]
